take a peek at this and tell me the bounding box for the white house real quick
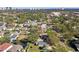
[41,24,47,32]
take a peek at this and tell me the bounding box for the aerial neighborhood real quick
[0,7,79,52]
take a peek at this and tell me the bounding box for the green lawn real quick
[26,43,41,52]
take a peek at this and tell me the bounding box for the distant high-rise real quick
[5,7,12,10]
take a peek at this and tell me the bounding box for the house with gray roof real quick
[0,22,6,31]
[10,32,20,42]
[7,44,23,52]
[36,38,47,47]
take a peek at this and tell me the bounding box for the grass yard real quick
[17,34,28,40]
[26,43,41,52]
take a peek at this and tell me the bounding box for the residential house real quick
[23,22,31,31]
[69,39,79,51]
[10,32,20,42]
[7,44,23,52]
[51,12,61,17]
[31,20,37,26]
[41,23,47,32]
[37,41,47,47]
[6,23,15,31]
[0,43,23,52]
[74,44,79,51]
[52,25,61,33]
[23,22,30,27]
[73,12,79,16]
[0,43,12,52]
[36,38,47,47]
[0,22,6,31]
[59,35,65,42]
[39,33,52,45]
[0,31,4,38]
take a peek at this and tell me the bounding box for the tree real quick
[28,26,39,43]
[0,36,10,44]
[47,29,60,45]
[28,32,38,43]
[17,13,27,23]
[46,29,73,52]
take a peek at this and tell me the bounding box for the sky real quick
[0,0,79,7]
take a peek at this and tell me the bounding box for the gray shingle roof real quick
[7,45,23,52]
[38,41,47,47]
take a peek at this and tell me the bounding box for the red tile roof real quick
[0,43,11,52]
